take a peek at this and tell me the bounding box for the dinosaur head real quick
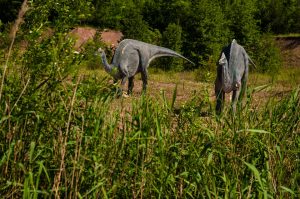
[97,47,104,53]
[219,53,227,66]
[94,47,104,56]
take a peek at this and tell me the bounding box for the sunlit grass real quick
[1,66,299,198]
[275,33,300,38]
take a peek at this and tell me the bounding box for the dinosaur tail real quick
[248,55,257,68]
[151,47,195,65]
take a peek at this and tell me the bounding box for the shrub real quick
[254,34,282,74]
[81,35,107,70]
[159,23,184,71]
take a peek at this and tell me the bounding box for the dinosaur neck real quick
[222,61,233,93]
[100,51,113,73]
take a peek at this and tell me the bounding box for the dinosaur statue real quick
[96,39,194,94]
[215,39,256,114]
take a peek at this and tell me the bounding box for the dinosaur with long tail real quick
[96,39,194,94]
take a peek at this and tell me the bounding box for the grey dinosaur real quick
[96,39,194,94]
[215,39,256,114]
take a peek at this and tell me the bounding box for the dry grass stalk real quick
[52,76,81,198]
[0,0,29,102]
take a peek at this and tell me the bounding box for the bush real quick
[159,23,184,71]
[183,0,230,70]
[81,34,108,70]
[254,34,282,74]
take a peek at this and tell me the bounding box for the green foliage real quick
[21,33,80,89]
[120,11,160,43]
[0,0,23,23]
[1,71,299,197]
[254,34,282,74]
[159,23,184,71]
[24,0,93,31]
[81,34,107,70]
[257,0,300,34]
[1,0,299,72]
[224,0,260,46]
[183,0,230,69]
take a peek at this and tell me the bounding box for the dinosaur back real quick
[113,39,194,66]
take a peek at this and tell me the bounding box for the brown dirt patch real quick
[276,37,300,67]
[70,27,123,50]
[101,29,123,47]
[70,27,97,50]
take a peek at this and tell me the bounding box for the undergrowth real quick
[0,68,299,198]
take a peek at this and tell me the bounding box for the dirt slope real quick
[70,27,123,50]
[275,37,300,67]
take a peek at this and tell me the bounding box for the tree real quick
[24,0,93,31]
[159,23,183,71]
[257,0,300,34]
[224,0,260,46]
[183,0,231,69]
[0,0,23,23]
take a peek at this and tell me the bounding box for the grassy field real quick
[1,60,299,198]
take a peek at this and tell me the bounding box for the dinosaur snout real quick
[97,48,103,53]
[94,48,103,56]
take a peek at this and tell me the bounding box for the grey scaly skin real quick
[215,39,256,114]
[96,39,194,94]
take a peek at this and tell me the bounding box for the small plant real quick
[81,31,109,70]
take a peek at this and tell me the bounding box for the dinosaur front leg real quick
[231,88,241,113]
[215,80,224,115]
[128,76,134,95]
[121,76,128,89]
[216,90,225,115]
[141,70,148,93]
[239,67,248,102]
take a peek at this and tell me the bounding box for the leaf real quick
[280,186,295,195]
[244,161,263,188]
[238,129,277,140]
[29,142,36,164]
[251,83,272,93]
[170,84,177,111]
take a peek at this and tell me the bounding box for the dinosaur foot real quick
[122,91,129,98]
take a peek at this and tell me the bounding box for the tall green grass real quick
[0,70,299,198]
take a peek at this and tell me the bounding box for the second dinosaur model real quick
[96,39,194,94]
[215,39,256,114]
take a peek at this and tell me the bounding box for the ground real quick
[276,36,300,68]
[70,27,123,50]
